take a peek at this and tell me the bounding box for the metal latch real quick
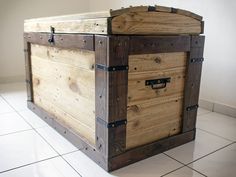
[145,77,171,89]
[48,26,55,44]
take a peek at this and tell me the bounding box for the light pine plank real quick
[31,44,95,71]
[126,98,183,149]
[24,18,108,34]
[129,52,187,73]
[128,67,186,105]
[112,11,202,35]
[31,45,95,145]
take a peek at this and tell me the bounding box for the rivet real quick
[99,40,102,45]
[83,39,86,43]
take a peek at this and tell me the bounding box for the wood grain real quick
[128,67,186,105]
[24,18,108,34]
[112,11,202,35]
[31,45,96,145]
[126,97,183,149]
[129,52,187,73]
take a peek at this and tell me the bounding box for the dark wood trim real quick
[95,35,129,158]
[24,32,94,51]
[129,35,191,55]
[182,36,205,132]
[108,129,196,171]
[27,101,109,171]
[24,38,33,102]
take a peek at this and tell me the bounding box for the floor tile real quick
[189,143,236,177]
[37,126,77,155]
[0,83,27,111]
[0,130,58,172]
[0,97,15,114]
[197,108,211,116]
[197,112,236,141]
[18,110,48,129]
[163,166,205,177]
[0,157,81,177]
[165,129,231,164]
[64,151,183,177]
[0,112,32,136]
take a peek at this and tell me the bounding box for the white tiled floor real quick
[0,82,235,177]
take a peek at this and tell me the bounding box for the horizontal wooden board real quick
[111,12,202,35]
[126,51,186,148]
[31,45,96,145]
[129,52,187,73]
[128,67,186,105]
[126,98,183,149]
[24,18,108,34]
[24,6,203,35]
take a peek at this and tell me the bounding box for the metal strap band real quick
[97,117,127,128]
[191,58,204,63]
[186,104,199,111]
[96,64,129,72]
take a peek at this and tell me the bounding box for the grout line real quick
[160,165,186,177]
[185,142,235,166]
[162,142,236,176]
[197,128,234,142]
[15,111,83,177]
[161,154,206,177]
[0,155,59,174]
[0,94,82,177]
[0,128,33,137]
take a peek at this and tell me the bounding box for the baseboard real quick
[0,75,25,84]
[199,99,236,118]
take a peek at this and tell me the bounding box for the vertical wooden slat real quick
[24,36,33,102]
[95,35,129,158]
[182,36,205,132]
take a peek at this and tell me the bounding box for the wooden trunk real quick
[24,5,205,171]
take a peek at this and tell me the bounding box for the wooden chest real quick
[24,5,205,171]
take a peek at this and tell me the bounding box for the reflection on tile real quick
[37,126,77,155]
[0,130,57,172]
[189,143,236,177]
[163,167,205,177]
[0,157,81,177]
[0,97,14,114]
[197,112,236,141]
[64,151,182,177]
[165,129,231,164]
[197,108,211,116]
[113,154,183,177]
[18,110,48,129]
[0,112,31,135]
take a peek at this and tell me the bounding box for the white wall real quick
[0,0,235,108]
[89,0,236,108]
[0,0,89,82]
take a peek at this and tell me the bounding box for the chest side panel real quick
[31,44,96,145]
[126,52,187,149]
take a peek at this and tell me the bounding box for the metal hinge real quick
[148,6,156,11]
[96,64,128,72]
[186,104,199,111]
[97,117,127,128]
[191,58,204,63]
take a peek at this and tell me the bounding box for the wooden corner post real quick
[182,35,205,133]
[95,35,129,168]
